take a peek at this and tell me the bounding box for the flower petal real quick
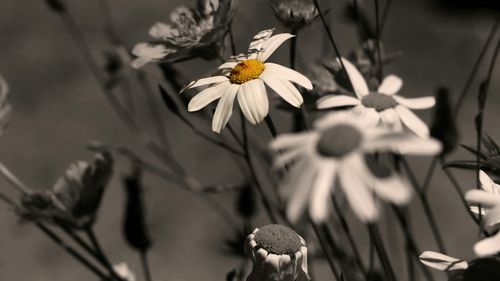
[339,154,379,222]
[131,43,175,69]
[380,108,403,132]
[394,105,430,138]
[419,251,468,271]
[273,146,309,169]
[363,133,441,155]
[260,71,303,107]
[317,95,361,109]
[474,232,500,257]
[218,61,238,69]
[309,161,336,223]
[148,22,177,39]
[479,170,500,195]
[465,189,500,209]
[483,205,500,230]
[393,96,435,109]
[237,79,269,124]
[285,160,318,223]
[248,29,275,59]
[337,57,369,98]
[378,75,403,95]
[187,82,228,111]
[370,174,412,205]
[211,84,239,133]
[271,132,314,151]
[265,63,313,90]
[258,33,295,62]
[181,76,229,93]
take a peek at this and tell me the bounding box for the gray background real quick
[0,0,499,280]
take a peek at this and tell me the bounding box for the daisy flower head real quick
[270,111,441,223]
[131,0,236,68]
[317,57,435,138]
[181,28,313,133]
[465,171,500,257]
[245,225,309,281]
[419,251,500,281]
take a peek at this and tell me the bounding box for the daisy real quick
[270,111,441,223]
[465,171,500,257]
[420,251,500,280]
[316,57,435,138]
[245,225,309,281]
[181,28,313,133]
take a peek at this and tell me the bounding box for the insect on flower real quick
[131,0,236,68]
[181,28,313,133]
[317,57,435,138]
[271,111,441,223]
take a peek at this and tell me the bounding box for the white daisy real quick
[465,171,500,257]
[181,28,313,133]
[270,111,441,223]
[316,57,435,138]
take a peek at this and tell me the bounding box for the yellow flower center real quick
[229,59,265,84]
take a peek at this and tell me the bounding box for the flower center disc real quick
[464,257,500,281]
[229,59,265,84]
[316,124,363,158]
[361,92,398,112]
[254,224,301,255]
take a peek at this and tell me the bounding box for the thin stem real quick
[140,251,153,281]
[310,221,341,281]
[0,161,32,195]
[380,0,393,33]
[312,0,354,92]
[454,15,500,119]
[290,29,297,70]
[374,0,383,82]
[264,115,278,138]
[367,224,396,281]
[36,223,109,280]
[241,113,279,223]
[97,0,120,44]
[229,25,237,56]
[400,158,447,254]
[422,156,438,194]
[86,229,119,278]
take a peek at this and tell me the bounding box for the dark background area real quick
[0,0,499,280]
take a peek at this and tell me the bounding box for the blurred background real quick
[0,0,499,280]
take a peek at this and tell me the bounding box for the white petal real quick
[211,84,239,133]
[273,146,308,169]
[363,133,442,155]
[317,95,361,109]
[394,105,430,138]
[379,108,403,132]
[237,80,269,124]
[370,174,412,205]
[265,63,313,90]
[483,205,500,230]
[257,33,295,62]
[187,82,228,111]
[474,232,500,257]
[131,43,174,69]
[377,75,403,95]
[339,154,379,222]
[479,170,500,195]
[248,28,275,58]
[271,133,314,151]
[218,61,238,69]
[393,96,435,110]
[419,251,468,271]
[465,189,500,208]
[309,161,336,223]
[285,160,318,223]
[260,71,303,107]
[337,57,369,98]
[148,22,176,39]
[181,76,229,93]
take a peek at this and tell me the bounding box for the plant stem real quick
[310,221,341,281]
[367,224,396,281]
[422,156,438,194]
[264,115,278,138]
[374,0,383,82]
[86,228,122,280]
[140,251,153,281]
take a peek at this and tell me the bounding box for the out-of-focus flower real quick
[350,40,402,77]
[444,134,500,177]
[419,251,500,281]
[430,87,459,156]
[131,0,236,68]
[269,0,318,31]
[113,262,136,281]
[181,28,313,133]
[0,74,12,136]
[271,111,441,223]
[19,152,113,229]
[465,171,500,257]
[245,225,309,281]
[317,57,435,138]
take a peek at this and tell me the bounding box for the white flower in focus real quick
[181,29,313,133]
[113,262,136,281]
[465,171,500,257]
[317,57,435,138]
[271,111,441,223]
[245,225,309,281]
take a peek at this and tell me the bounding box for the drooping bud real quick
[123,166,152,252]
[270,0,319,31]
